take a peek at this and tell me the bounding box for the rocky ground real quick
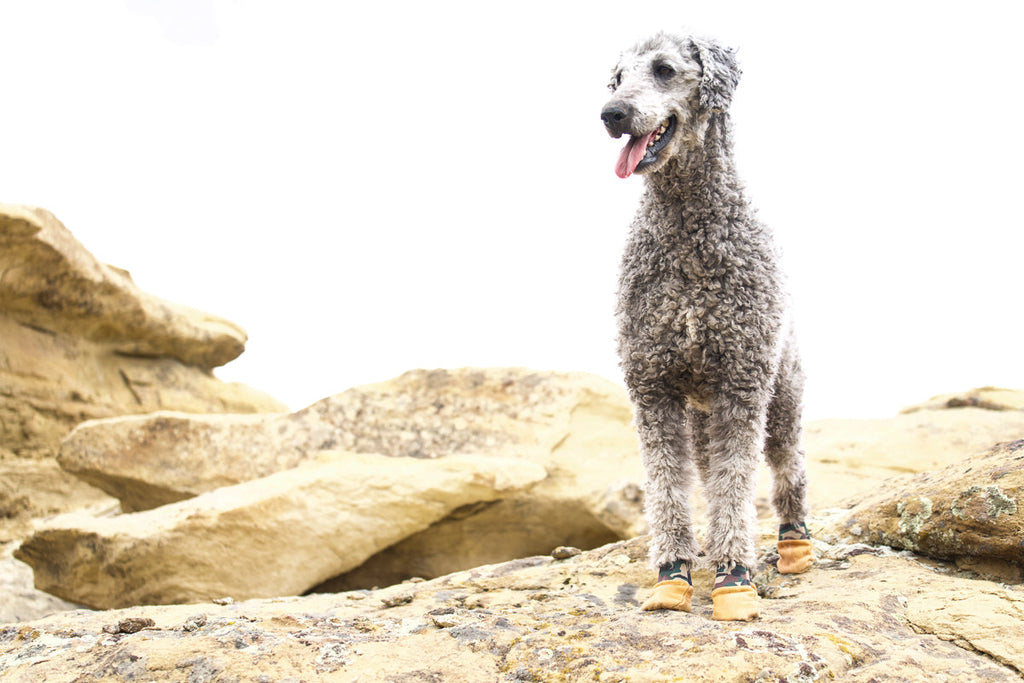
[2,205,1023,681]
[2,529,1022,682]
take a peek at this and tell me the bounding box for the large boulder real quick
[0,204,285,535]
[57,368,645,587]
[14,452,547,609]
[2,530,1021,681]
[823,439,1024,580]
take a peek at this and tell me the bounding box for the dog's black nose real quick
[601,103,633,138]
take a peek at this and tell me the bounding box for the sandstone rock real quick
[58,412,280,512]
[0,543,79,624]
[58,369,645,586]
[0,460,113,543]
[14,452,547,609]
[902,386,1024,413]
[800,407,1024,509]
[823,439,1024,580]
[1,531,1021,681]
[0,204,247,369]
[0,204,286,530]
[905,577,1024,671]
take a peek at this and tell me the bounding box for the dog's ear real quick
[689,37,741,113]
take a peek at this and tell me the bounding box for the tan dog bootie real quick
[777,539,814,574]
[711,585,760,621]
[638,581,696,610]
[641,579,694,612]
[642,560,693,612]
[777,522,814,574]
[711,563,760,621]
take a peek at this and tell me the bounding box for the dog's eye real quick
[609,72,623,91]
[654,64,675,79]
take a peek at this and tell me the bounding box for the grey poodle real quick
[601,32,813,621]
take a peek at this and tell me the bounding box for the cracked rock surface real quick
[2,532,1021,682]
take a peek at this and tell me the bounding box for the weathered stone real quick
[58,412,281,512]
[0,204,246,369]
[823,439,1024,576]
[0,543,79,624]
[906,577,1024,672]
[59,369,645,587]
[902,386,1024,413]
[800,407,1024,510]
[0,460,113,543]
[0,204,286,530]
[14,452,547,609]
[1,532,1020,682]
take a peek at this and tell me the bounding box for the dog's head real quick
[601,33,741,179]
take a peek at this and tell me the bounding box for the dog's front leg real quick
[631,393,701,611]
[703,394,769,620]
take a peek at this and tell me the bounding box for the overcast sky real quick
[3,1,1022,419]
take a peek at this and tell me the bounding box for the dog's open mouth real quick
[615,116,676,179]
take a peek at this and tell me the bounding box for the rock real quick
[823,439,1024,580]
[0,543,80,624]
[14,452,547,609]
[58,368,645,586]
[800,406,1024,510]
[0,460,114,543]
[906,577,1024,671]
[0,204,286,530]
[1,531,1021,681]
[0,204,246,369]
[902,387,1024,413]
[58,412,281,512]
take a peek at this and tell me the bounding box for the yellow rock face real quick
[0,204,285,531]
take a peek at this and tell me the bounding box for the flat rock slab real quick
[58,368,640,511]
[823,439,1024,579]
[55,369,646,590]
[1,534,1021,682]
[14,452,547,609]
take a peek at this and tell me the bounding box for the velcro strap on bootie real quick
[711,585,760,621]
[641,579,693,612]
[777,538,814,574]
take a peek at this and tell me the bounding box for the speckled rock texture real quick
[824,439,1024,581]
[2,532,1022,682]
[15,452,547,609]
[0,204,285,537]
[56,369,646,590]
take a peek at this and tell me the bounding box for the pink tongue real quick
[615,130,658,179]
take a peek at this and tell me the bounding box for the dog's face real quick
[602,33,740,179]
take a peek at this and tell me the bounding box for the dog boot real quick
[711,564,760,621]
[777,522,814,574]
[641,560,693,612]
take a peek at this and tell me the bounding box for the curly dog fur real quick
[602,32,809,572]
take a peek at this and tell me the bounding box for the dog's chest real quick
[618,229,718,352]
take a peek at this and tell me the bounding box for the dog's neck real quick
[644,113,751,233]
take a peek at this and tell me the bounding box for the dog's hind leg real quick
[764,339,813,574]
[633,393,700,611]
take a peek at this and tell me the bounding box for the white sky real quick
[3,1,1022,419]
